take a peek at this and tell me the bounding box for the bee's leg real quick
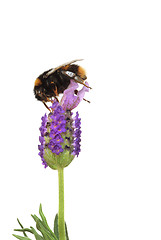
[82,98,90,103]
[52,87,59,102]
[43,101,51,112]
[43,96,59,111]
[53,96,59,102]
[74,90,90,103]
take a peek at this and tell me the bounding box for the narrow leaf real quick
[31,215,49,240]
[65,223,69,240]
[54,214,59,240]
[30,227,44,240]
[31,214,40,223]
[31,207,58,240]
[37,219,57,240]
[54,214,69,240]
[14,228,33,234]
[39,204,48,226]
[38,205,58,240]
[12,234,32,240]
[17,218,28,237]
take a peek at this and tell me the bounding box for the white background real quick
[0,0,161,239]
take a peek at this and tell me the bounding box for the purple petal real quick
[48,142,63,155]
[76,82,89,102]
[60,80,89,111]
[50,100,59,110]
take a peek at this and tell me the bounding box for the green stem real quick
[58,168,65,240]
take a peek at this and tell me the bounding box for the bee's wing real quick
[45,59,83,76]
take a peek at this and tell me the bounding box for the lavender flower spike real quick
[38,101,82,169]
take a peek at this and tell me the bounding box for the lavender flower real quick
[38,114,48,168]
[72,112,81,157]
[38,80,89,169]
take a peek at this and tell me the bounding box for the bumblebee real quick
[34,59,91,110]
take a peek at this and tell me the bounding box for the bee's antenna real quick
[74,78,92,89]
[83,98,90,103]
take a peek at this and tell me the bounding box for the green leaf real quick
[39,204,48,226]
[17,219,28,237]
[37,220,57,240]
[38,205,58,240]
[65,223,69,240]
[31,215,57,240]
[31,214,40,224]
[54,214,69,240]
[12,234,32,240]
[13,205,58,240]
[31,214,49,240]
[30,227,44,240]
[14,228,33,234]
[54,214,59,240]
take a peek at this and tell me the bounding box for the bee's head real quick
[34,78,48,101]
[77,66,87,80]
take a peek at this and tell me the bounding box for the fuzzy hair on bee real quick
[34,59,91,110]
